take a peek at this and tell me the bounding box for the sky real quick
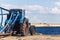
[0,0,60,24]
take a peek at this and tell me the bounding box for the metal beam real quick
[0,7,9,26]
[0,7,9,11]
[1,9,3,26]
[0,14,8,15]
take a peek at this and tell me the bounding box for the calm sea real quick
[35,26,60,35]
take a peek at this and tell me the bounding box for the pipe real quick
[0,12,13,33]
[0,12,20,33]
[0,7,9,11]
[1,9,3,27]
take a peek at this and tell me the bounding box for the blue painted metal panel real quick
[20,10,25,23]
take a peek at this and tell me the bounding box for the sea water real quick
[35,27,60,35]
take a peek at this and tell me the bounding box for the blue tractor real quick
[0,7,35,36]
[4,9,29,36]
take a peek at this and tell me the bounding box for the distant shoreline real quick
[31,24,60,27]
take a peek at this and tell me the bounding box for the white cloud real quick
[0,4,49,14]
[50,7,60,14]
[20,5,60,14]
[55,2,60,7]
[0,4,20,9]
[21,5,60,14]
[1,4,60,14]
[20,5,50,14]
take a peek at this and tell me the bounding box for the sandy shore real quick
[0,34,60,40]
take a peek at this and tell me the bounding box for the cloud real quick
[1,4,60,14]
[54,2,60,7]
[20,5,50,14]
[0,4,20,9]
[21,5,60,14]
[50,7,60,14]
[49,2,60,14]
[0,4,50,14]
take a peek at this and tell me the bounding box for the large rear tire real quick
[21,18,29,36]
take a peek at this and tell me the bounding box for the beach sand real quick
[0,34,60,40]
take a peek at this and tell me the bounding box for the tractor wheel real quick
[23,21,29,35]
[20,18,29,36]
[29,25,36,35]
[20,24,25,36]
